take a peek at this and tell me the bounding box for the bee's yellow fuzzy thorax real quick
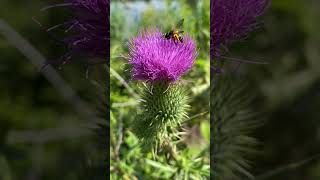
[173,33,179,40]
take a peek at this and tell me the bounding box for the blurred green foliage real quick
[110,0,210,179]
[0,0,105,179]
[222,0,320,179]
[0,0,319,179]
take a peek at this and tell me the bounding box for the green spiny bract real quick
[132,82,189,152]
[211,76,262,180]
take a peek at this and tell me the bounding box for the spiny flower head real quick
[211,0,268,58]
[128,29,197,82]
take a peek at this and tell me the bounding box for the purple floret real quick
[211,0,268,58]
[128,29,197,82]
[64,0,109,63]
[43,0,109,65]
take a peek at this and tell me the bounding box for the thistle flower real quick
[211,0,269,179]
[128,29,197,151]
[128,29,197,82]
[211,0,268,59]
[43,0,109,65]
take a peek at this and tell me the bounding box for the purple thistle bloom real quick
[128,29,197,82]
[64,0,109,62]
[42,0,109,65]
[211,0,268,59]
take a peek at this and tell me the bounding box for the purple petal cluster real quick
[65,0,109,63]
[45,0,109,65]
[128,29,197,82]
[211,0,268,58]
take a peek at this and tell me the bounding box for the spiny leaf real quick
[145,159,177,173]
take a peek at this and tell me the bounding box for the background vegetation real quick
[0,0,319,179]
[0,0,105,179]
[224,0,320,179]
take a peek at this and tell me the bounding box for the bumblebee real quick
[163,19,184,44]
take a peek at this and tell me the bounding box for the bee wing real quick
[176,18,184,29]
